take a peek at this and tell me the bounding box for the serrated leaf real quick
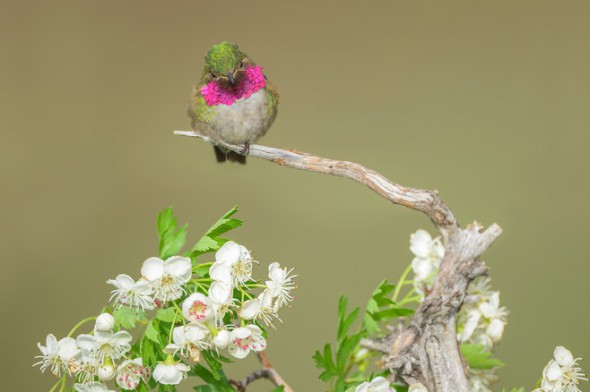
[113,307,146,329]
[374,307,414,321]
[205,206,241,237]
[338,296,347,323]
[145,319,161,344]
[192,235,220,254]
[160,224,187,259]
[157,208,176,238]
[155,308,177,323]
[336,333,362,373]
[365,298,379,314]
[271,387,285,392]
[140,336,158,368]
[461,343,505,369]
[363,313,380,334]
[338,307,360,342]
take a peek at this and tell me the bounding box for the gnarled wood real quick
[174,130,502,392]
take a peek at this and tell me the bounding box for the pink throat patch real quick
[201,65,266,106]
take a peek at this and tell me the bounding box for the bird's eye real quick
[210,72,216,78]
[239,61,244,68]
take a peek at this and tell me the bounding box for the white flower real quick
[265,262,296,309]
[165,324,210,362]
[98,362,115,381]
[153,360,190,385]
[34,334,80,376]
[467,368,498,392]
[456,277,507,349]
[213,329,230,349]
[95,313,115,333]
[240,290,279,326]
[115,358,150,390]
[72,349,100,383]
[409,230,444,295]
[182,293,213,322]
[107,274,155,310]
[228,325,267,359]
[408,383,428,392]
[355,376,396,392]
[208,281,235,323]
[534,346,587,392]
[74,383,115,392]
[141,256,192,303]
[210,241,254,287]
[77,330,132,363]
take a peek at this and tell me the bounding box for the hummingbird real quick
[188,41,279,164]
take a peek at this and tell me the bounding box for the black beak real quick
[227,72,235,85]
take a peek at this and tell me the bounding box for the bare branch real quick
[174,130,457,237]
[174,130,502,392]
[228,352,293,392]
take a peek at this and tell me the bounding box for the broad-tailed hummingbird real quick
[188,41,279,164]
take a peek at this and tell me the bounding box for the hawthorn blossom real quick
[115,358,150,390]
[533,346,587,392]
[457,277,507,349]
[210,241,254,286]
[74,383,115,392]
[355,376,396,392]
[213,329,230,350]
[34,334,80,376]
[76,330,132,363]
[153,357,190,385]
[240,290,279,326]
[141,256,192,303]
[409,230,444,294]
[265,262,296,309]
[467,368,498,392]
[182,292,213,322]
[165,324,210,362]
[208,280,235,323]
[73,349,100,383]
[95,313,115,333]
[107,274,155,310]
[228,324,266,359]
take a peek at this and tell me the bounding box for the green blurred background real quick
[2,1,589,391]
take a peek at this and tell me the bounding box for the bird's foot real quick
[239,142,251,155]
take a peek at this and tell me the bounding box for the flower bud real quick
[213,329,230,349]
[95,313,115,332]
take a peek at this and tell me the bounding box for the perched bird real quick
[188,41,279,164]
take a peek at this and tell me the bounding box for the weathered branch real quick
[229,352,293,392]
[174,130,502,392]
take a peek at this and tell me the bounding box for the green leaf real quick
[336,333,362,373]
[160,224,187,259]
[158,385,177,392]
[140,336,158,368]
[205,206,242,238]
[155,308,177,323]
[373,307,414,321]
[113,307,147,329]
[145,319,161,344]
[192,235,220,254]
[363,313,380,334]
[157,207,176,238]
[338,307,360,343]
[271,387,285,392]
[461,343,505,369]
[157,207,188,259]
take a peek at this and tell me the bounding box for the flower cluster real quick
[533,346,587,392]
[34,314,149,391]
[34,207,297,391]
[409,229,445,297]
[355,376,396,392]
[457,277,508,349]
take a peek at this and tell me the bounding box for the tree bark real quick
[174,130,502,392]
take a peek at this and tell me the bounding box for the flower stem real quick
[67,316,97,337]
[392,264,413,302]
[48,376,64,392]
